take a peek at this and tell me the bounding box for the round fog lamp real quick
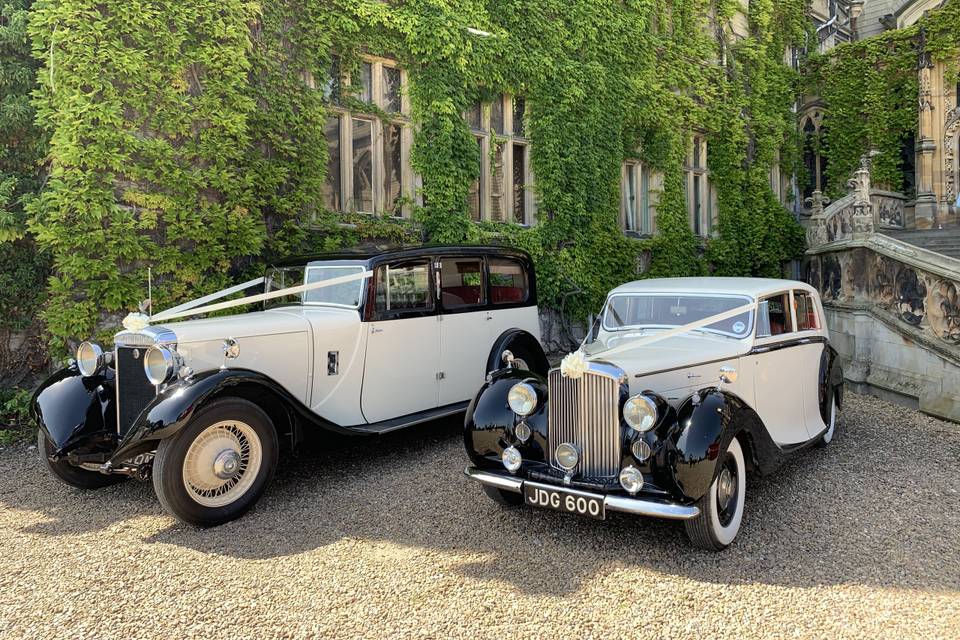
[501,446,522,473]
[76,341,105,377]
[623,394,658,432]
[619,465,644,495]
[631,439,652,462]
[507,382,537,416]
[555,443,579,471]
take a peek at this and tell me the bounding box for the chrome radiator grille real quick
[547,368,621,477]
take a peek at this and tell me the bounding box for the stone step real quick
[879,230,960,259]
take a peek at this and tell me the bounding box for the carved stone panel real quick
[929,280,960,344]
[810,246,960,347]
[876,196,905,228]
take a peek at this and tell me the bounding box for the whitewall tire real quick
[152,398,278,527]
[684,437,746,551]
[817,397,839,447]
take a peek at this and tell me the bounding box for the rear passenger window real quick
[489,258,528,305]
[440,257,484,309]
[375,261,433,313]
[758,293,793,336]
[794,291,820,331]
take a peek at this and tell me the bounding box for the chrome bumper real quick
[464,466,700,521]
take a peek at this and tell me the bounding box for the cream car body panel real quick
[166,309,313,402]
[592,277,830,446]
[362,315,441,423]
[301,306,368,426]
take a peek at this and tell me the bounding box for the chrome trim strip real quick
[464,467,523,492]
[115,326,176,347]
[603,495,700,520]
[114,347,121,436]
[464,468,700,520]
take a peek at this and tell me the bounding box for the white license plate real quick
[523,483,605,519]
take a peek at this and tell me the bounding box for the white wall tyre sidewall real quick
[821,397,837,445]
[707,437,746,548]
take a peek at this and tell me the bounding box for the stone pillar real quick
[849,155,875,238]
[805,190,830,248]
[914,28,938,228]
[846,309,873,385]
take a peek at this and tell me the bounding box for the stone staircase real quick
[880,229,960,259]
[803,158,960,423]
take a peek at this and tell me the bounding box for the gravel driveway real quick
[1,391,958,639]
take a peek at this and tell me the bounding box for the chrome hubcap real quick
[213,449,242,479]
[717,468,735,510]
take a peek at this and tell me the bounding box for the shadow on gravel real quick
[4,395,960,596]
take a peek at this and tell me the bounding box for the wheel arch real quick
[485,328,549,376]
[819,344,845,423]
[108,368,349,466]
[672,387,782,501]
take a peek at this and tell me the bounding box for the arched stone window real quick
[801,109,827,203]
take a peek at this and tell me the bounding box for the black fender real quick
[671,388,782,501]
[31,365,118,457]
[819,343,844,425]
[108,367,348,465]
[464,367,549,470]
[485,329,549,377]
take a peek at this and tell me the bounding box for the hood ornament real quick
[560,350,589,379]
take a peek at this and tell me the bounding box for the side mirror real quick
[755,301,771,338]
[719,365,738,384]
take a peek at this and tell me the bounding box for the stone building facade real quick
[800,0,960,229]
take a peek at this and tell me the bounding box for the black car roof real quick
[270,244,533,268]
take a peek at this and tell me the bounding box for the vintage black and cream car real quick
[464,278,843,550]
[34,245,547,526]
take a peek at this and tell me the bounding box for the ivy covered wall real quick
[0,0,49,384]
[18,0,810,349]
[804,0,960,197]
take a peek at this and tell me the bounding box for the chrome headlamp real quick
[507,382,538,416]
[76,341,108,377]
[623,394,658,432]
[143,345,182,386]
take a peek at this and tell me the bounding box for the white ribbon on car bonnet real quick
[562,299,758,377]
[149,270,374,323]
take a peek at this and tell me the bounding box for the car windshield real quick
[590,293,754,345]
[264,261,366,309]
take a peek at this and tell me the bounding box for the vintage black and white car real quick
[33,245,547,526]
[464,277,843,550]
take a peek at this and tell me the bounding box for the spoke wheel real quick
[153,398,277,527]
[181,420,263,508]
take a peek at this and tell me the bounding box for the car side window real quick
[794,290,820,331]
[489,258,529,305]
[374,261,433,315]
[757,293,793,337]
[440,257,485,309]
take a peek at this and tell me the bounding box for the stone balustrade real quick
[804,155,960,422]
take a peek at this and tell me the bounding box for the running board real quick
[348,401,470,435]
